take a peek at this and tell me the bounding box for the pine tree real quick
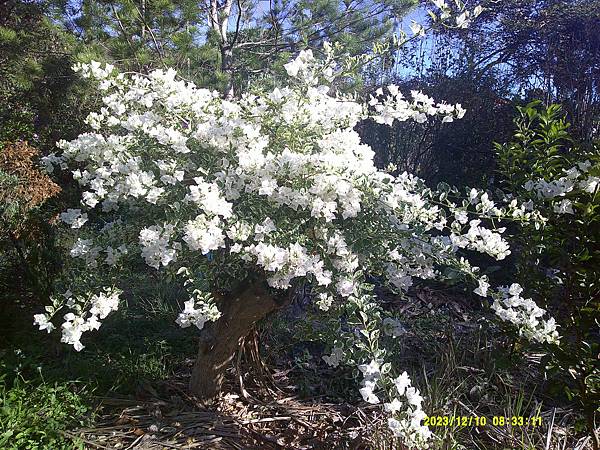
[0,0,87,151]
[66,0,417,96]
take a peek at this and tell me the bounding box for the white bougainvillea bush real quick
[36,46,559,447]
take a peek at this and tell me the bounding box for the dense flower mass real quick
[36,47,558,446]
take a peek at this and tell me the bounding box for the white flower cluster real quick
[523,160,598,216]
[284,49,336,85]
[247,242,332,289]
[186,177,233,218]
[174,268,222,330]
[33,313,55,333]
[139,224,181,269]
[491,284,559,344]
[383,317,406,337]
[60,209,88,229]
[357,361,431,447]
[104,244,128,266]
[429,0,484,29]
[322,345,344,367]
[175,300,209,330]
[473,276,490,297]
[404,1,484,39]
[34,288,121,351]
[451,219,510,260]
[37,50,561,446]
[70,238,102,267]
[358,360,382,404]
[370,86,466,125]
[183,215,226,254]
[73,60,116,80]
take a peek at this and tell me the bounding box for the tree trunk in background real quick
[209,0,236,98]
[188,280,281,401]
[222,46,235,99]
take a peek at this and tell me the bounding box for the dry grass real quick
[73,360,385,449]
[71,288,594,450]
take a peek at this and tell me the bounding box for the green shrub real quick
[495,101,600,447]
[0,366,91,449]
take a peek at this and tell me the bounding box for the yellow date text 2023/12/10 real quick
[424,416,543,428]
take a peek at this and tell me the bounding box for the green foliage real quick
[0,368,91,449]
[72,0,205,74]
[0,1,92,152]
[496,101,600,445]
[0,275,196,397]
[496,101,572,187]
[68,0,417,95]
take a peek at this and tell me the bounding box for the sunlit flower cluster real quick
[491,283,559,344]
[60,208,88,229]
[35,49,559,446]
[523,160,598,216]
[369,86,466,125]
[36,288,121,351]
[525,161,595,199]
[357,361,431,447]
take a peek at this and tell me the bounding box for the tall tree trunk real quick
[188,280,282,401]
[209,0,236,99]
[222,46,235,99]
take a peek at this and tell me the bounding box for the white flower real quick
[579,176,599,194]
[176,300,208,330]
[409,21,426,37]
[34,314,55,333]
[577,160,592,172]
[553,199,574,215]
[183,215,226,255]
[323,346,344,367]
[139,224,181,268]
[508,283,523,296]
[411,408,427,427]
[387,417,404,437]
[70,239,92,257]
[384,398,403,413]
[284,59,302,77]
[456,11,470,28]
[146,187,164,204]
[469,188,479,202]
[454,210,468,224]
[61,313,87,351]
[492,285,559,344]
[316,293,334,311]
[358,360,381,379]
[89,289,120,319]
[383,317,406,337]
[283,49,314,78]
[60,209,88,228]
[405,386,424,406]
[186,178,232,218]
[336,278,356,297]
[393,371,411,396]
[474,277,490,297]
[359,380,380,404]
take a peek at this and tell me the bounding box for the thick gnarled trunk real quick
[189,281,280,401]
